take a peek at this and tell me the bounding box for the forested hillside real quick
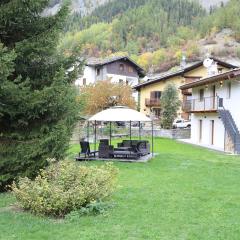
[65,0,150,31]
[59,0,240,73]
[46,0,109,15]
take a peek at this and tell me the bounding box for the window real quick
[176,120,182,123]
[150,91,161,99]
[227,82,231,99]
[82,78,86,86]
[96,68,100,76]
[199,89,204,102]
[128,66,133,73]
[218,67,223,73]
[119,64,124,72]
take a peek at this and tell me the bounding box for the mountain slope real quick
[46,0,109,15]
[59,0,240,73]
[47,0,230,15]
[71,0,109,14]
[198,0,230,9]
[61,0,205,50]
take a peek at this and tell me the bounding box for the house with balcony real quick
[133,58,237,120]
[180,68,240,154]
[76,55,145,92]
[75,56,145,101]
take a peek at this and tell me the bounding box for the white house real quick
[180,68,240,154]
[75,56,145,101]
[76,56,145,86]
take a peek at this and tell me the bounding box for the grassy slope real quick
[1,138,240,240]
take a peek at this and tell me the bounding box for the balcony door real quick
[150,91,161,105]
[150,91,161,100]
[153,108,161,119]
[212,85,216,109]
[199,89,204,102]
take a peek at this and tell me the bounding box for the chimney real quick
[180,55,187,69]
[209,62,218,76]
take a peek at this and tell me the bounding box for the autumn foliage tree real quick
[78,80,136,115]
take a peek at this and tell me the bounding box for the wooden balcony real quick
[182,96,219,113]
[145,98,161,107]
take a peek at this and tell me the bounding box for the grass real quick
[1,138,240,240]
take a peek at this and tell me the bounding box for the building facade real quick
[77,56,145,87]
[180,68,240,154]
[133,58,237,120]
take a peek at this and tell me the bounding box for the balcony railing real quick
[182,96,219,113]
[145,98,161,107]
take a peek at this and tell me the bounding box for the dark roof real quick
[180,68,240,90]
[133,57,238,90]
[86,55,145,77]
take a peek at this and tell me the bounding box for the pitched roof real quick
[86,56,145,77]
[180,68,240,90]
[133,57,238,90]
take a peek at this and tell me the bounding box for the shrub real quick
[11,160,118,217]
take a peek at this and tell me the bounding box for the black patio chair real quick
[99,143,114,158]
[78,141,98,159]
[98,139,114,158]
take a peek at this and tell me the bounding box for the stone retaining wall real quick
[70,126,191,144]
[130,128,191,139]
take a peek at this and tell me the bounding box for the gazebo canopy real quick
[88,106,151,122]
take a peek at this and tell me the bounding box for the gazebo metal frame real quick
[86,106,154,157]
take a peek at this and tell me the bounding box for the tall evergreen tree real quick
[160,84,181,129]
[0,0,80,191]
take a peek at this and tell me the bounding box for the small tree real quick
[160,84,181,129]
[78,80,136,115]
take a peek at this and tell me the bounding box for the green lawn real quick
[1,138,240,240]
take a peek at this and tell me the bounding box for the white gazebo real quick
[87,106,154,157]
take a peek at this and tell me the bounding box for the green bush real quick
[12,160,118,217]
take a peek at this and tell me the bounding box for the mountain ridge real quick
[46,0,109,15]
[46,0,230,15]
